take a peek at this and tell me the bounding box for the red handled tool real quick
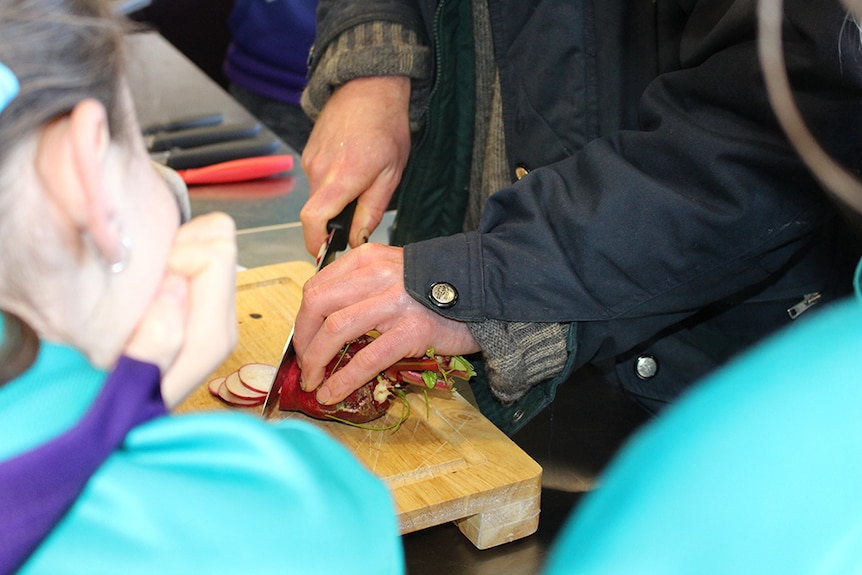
[175,155,294,185]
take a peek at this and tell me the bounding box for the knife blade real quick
[261,199,358,419]
[150,136,279,170]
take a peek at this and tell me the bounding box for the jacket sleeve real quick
[404,0,862,370]
[467,320,570,404]
[311,0,425,73]
[300,21,431,129]
[302,0,431,128]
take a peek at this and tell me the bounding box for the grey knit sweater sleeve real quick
[300,22,431,132]
[468,321,571,403]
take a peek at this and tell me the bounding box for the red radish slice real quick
[217,379,265,407]
[223,371,265,400]
[238,363,276,394]
[208,376,226,397]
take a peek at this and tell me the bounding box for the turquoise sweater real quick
[0,332,404,574]
[543,263,862,574]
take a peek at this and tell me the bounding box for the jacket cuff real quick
[301,21,431,131]
[468,321,571,403]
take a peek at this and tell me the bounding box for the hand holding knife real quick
[261,199,358,418]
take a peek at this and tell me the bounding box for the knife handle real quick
[141,112,223,135]
[176,155,294,185]
[147,121,261,152]
[326,199,358,253]
[160,136,280,170]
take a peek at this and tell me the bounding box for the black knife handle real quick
[163,136,280,170]
[147,122,261,152]
[326,199,358,253]
[141,112,223,135]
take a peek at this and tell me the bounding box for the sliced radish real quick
[217,379,265,407]
[223,371,265,400]
[238,363,276,394]
[208,376,226,397]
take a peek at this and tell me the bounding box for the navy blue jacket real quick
[310,0,862,434]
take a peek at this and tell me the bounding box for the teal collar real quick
[0,331,106,461]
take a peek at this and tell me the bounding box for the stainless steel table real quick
[126,30,649,574]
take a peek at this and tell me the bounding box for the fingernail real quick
[358,228,369,244]
[299,374,307,392]
[316,386,331,404]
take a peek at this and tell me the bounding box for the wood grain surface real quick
[175,261,542,549]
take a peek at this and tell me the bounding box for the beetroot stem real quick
[324,390,411,432]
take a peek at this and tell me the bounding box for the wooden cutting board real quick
[175,261,542,549]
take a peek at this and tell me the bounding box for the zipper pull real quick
[787,292,821,319]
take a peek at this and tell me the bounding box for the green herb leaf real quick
[421,370,438,388]
[450,355,476,379]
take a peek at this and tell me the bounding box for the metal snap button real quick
[635,355,658,380]
[512,409,525,423]
[428,282,458,308]
[515,165,530,180]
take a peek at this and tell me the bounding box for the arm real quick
[300,75,413,254]
[292,243,570,408]
[295,0,862,409]
[300,2,431,254]
[292,243,479,404]
[406,0,862,365]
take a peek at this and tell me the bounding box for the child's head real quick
[0,0,132,160]
[0,0,186,374]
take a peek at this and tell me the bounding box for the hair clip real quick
[0,62,20,114]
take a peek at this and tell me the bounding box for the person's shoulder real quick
[127,409,360,470]
[541,297,862,575]
[28,411,404,575]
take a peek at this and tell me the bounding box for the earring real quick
[109,235,131,274]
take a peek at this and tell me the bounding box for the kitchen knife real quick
[261,199,358,419]
[176,154,294,185]
[145,121,261,152]
[150,136,279,170]
[141,112,223,135]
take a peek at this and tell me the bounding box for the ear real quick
[37,99,121,266]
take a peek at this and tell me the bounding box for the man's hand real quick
[292,243,479,405]
[300,76,412,254]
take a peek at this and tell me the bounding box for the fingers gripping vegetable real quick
[278,334,476,424]
[208,334,476,428]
